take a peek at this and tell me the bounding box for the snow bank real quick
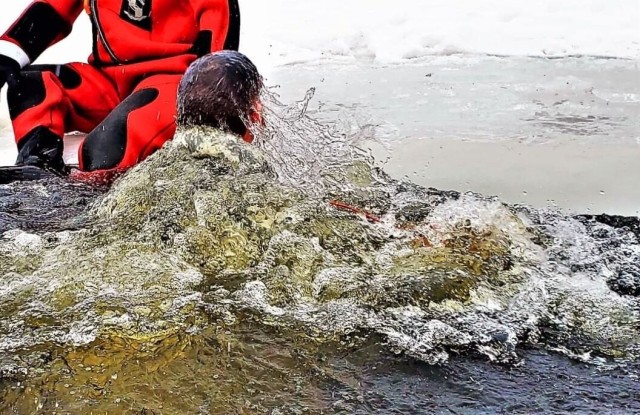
[0,0,637,70]
[243,0,640,66]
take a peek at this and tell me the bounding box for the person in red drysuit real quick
[0,0,240,175]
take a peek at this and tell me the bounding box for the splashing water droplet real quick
[251,88,377,197]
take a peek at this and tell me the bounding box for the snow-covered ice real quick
[0,0,638,68]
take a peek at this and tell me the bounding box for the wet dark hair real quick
[177,51,262,135]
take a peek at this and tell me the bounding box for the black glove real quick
[0,55,20,89]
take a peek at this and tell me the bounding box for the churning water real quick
[0,93,638,413]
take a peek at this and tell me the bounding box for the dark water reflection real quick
[334,345,639,414]
[2,321,636,414]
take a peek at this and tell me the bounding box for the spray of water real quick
[252,88,379,197]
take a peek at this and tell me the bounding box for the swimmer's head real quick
[177,51,263,141]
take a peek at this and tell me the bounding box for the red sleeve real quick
[0,0,83,67]
[193,0,240,52]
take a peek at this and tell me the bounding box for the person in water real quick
[0,0,240,176]
[177,50,263,142]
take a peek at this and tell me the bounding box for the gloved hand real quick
[0,55,20,89]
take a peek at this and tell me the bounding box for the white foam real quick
[2,229,43,251]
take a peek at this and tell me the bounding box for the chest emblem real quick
[120,0,152,30]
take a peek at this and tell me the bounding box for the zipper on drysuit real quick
[85,0,121,64]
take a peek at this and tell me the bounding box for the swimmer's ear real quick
[242,100,264,143]
[249,100,264,127]
[242,130,254,143]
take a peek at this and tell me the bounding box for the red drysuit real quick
[0,0,240,172]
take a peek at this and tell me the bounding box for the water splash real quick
[0,93,638,411]
[252,88,378,197]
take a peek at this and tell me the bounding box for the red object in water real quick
[328,200,381,223]
[68,167,127,187]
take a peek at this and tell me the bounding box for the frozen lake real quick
[267,56,640,216]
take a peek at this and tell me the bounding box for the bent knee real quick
[79,88,160,171]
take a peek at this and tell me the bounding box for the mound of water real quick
[0,91,638,411]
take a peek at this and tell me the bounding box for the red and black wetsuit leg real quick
[7,63,120,172]
[77,73,183,175]
[0,0,101,172]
